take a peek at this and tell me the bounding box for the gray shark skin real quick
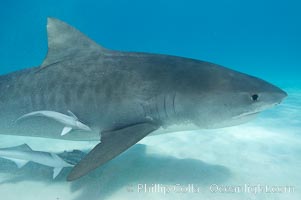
[0,18,287,181]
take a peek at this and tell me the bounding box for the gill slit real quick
[172,92,177,116]
[140,103,147,118]
[163,94,169,120]
[155,96,161,121]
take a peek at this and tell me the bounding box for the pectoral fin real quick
[67,122,159,181]
[61,126,73,136]
[53,167,63,179]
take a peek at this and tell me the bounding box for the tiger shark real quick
[0,18,287,181]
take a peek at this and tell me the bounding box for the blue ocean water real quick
[0,0,300,200]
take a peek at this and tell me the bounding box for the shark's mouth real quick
[234,111,260,119]
[233,102,279,120]
[206,111,260,129]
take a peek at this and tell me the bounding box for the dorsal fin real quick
[1,144,33,151]
[41,17,107,68]
[67,110,78,120]
[18,144,33,151]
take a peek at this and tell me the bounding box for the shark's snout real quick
[280,90,288,101]
[261,80,288,105]
[273,88,288,105]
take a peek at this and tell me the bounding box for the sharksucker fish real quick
[0,144,73,179]
[0,18,287,181]
[17,110,92,136]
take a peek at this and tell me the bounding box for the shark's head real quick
[176,62,287,129]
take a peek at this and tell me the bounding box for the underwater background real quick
[0,0,300,199]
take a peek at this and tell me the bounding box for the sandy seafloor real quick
[0,84,300,200]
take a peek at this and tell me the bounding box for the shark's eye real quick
[251,94,259,101]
